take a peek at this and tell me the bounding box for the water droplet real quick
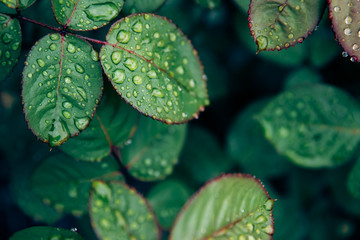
[75,117,90,130]
[152,89,164,98]
[27,73,33,78]
[345,16,352,24]
[1,32,12,44]
[37,59,45,67]
[342,51,349,57]
[264,199,274,210]
[350,56,358,62]
[132,21,143,32]
[147,70,157,79]
[166,84,173,91]
[334,6,340,12]
[75,64,84,73]
[176,66,184,75]
[262,225,274,234]
[100,218,111,229]
[47,92,52,98]
[85,3,119,21]
[153,32,160,38]
[91,49,99,61]
[111,51,122,64]
[133,75,143,85]
[62,102,72,109]
[65,77,72,84]
[256,35,268,51]
[169,33,176,42]
[113,69,126,84]
[50,34,60,41]
[62,110,71,119]
[256,215,266,224]
[117,30,130,43]
[124,57,138,71]
[77,87,87,101]
[146,83,152,90]
[67,43,76,53]
[49,43,57,51]
[344,28,351,36]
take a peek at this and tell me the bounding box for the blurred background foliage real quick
[1,0,360,239]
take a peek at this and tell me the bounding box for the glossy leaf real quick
[0,14,21,83]
[22,34,103,147]
[0,0,36,9]
[89,181,159,240]
[329,0,360,62]
[122,0,166,15]
[170,174,274,240]
[347,157,360,199]
[257,84,360,168]
[10,227,83,240]
[195,0,221,9]
[227,99,291,179]
[147,179,191,229]
[249,0,325,51]
[51,0,124,31]
[121,116,187,181]
[100,13,209,124]
[30,154,123,216]
[60,87,139,161]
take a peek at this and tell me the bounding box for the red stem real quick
[17,15,61,32]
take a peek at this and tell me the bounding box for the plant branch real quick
[16,15,61,32]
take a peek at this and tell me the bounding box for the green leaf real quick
[147,179,191,229]
[10,227,83,240]
[195,0,221,9]
[89,181,160,240]
[178,126,232,185]
[329,0,360,62]
[170,174,274,240]
[0,0,36,9]
[227,99,291,179]
[122,0,166,15]
[51,0,124,31]
[284,67,322,89]
[100,13,209,124]
[0,14,21,83]
[233,0,250,12]
[22,34,103,147]
[121,115,187,181]
[249,0,325,51]
[347,156,360,199]
[257,84,360,168]
[60,87,139,161]
[30,154,123,216]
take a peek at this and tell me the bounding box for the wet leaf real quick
[227,99,291,179]
[0,14,21,83]
[329,0,360,62]
[51,0,124,31]
[100,13,209,124]
[30,154,123,216]
[249,0,325,51]
[89,181,159,240]
[170,174,274,240]
[60,86,139,161]
[257,84,360,168]
[195,0,221,9]
[121,115,187,181]
[10,226,83,240]
[147,179,191,229]
[22,34,103,147]
[0,0,36,9]
[347,157,360,199]
[122,0,166,15]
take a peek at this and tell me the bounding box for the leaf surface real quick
[30,154,123,216]
[347,157,360,199]
[170,174,274,240]
[10,227,83,240]
[100,13,209,124]
[329,0,360,62]
[249,0,325,51]
[0,0,36,9]
[60,87,139,161]
[89,181,159,240]
[52,0,124,31]
[195,0,221,9]
[257,84,360,168]
[22,34,103,147]
[122,0,166,15]
[0,14,21,83]
[121,116,187,181]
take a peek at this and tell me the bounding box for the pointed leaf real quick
[122,0,166,15]
[60,87,139,161]
[249,0,325,51]
[100,13,209,124]
[0,14,21,83]
[257,84,360,168]
[170,174,274,240]
[51,0,124,31]
[121,116,187,181]
[347,156,360,199]
[10,227,83,240]
[329,0,360,62]
[22,34,103,147]
[0,0,36,9]
[89,181,160,240]
[30,154,123,216]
